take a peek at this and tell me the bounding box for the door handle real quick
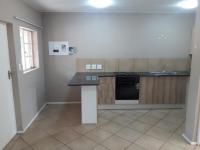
[8,71,12,80]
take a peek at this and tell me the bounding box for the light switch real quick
[85,64,91,70]
[97,64,102,70]
[91,64,97,70]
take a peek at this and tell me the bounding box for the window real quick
[20,27,39,72]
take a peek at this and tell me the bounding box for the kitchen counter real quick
[68,71,190,86]
[68,71,189,124]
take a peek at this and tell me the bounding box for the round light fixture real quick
[177,0,198,9]
[88,0,113,8]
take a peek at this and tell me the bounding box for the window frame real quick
[19,27,39,73]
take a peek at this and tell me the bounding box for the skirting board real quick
[17,103,47,134]
[47,101,81,104]
[182,134,197,145]
[98,104,185,110]
[16,102,184,133]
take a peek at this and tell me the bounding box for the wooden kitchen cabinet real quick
[139,77,188,104]
[97,77,115,104]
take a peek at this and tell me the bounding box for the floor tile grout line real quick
[136,108,183,132]
[70,111,181,150]
[64,125,113,150]
[122,109,178,150]
[85,134,112,150]
[145,109,185,150]
[93,112,150,149]
[115,126,146,143]
[51,126,99,149]
[157,115,187,150]
[132,119,165,149]
[91,143,110,150]
[19,111,83,150]
[19,136,35,150]
[85,128,114,142]
[158,120,190,150]
[70,124,99,136]
[97,109,159,143]
[12,107,190,150]
[100,109,151,129]
[51,132,78,150]
[23,130,69,150]
[86,113,135,149]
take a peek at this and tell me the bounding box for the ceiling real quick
[22,0,197,13]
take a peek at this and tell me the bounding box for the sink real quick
[149,71,178,75]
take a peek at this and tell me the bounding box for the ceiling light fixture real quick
[88,0,113,8]
[177,0,198,9]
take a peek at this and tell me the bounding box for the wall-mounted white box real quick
[97,64,102,70]
[49,41,69,55]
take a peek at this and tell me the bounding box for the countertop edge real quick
[68,72,190,86]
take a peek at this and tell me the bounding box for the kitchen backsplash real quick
[76,58,191,72]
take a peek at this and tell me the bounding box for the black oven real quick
[116,75,140,100]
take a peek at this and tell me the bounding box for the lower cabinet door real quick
[139,77,188,104]
[97,77,115,105]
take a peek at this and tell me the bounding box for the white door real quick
[0,23,17,149]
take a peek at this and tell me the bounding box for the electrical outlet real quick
[91,64,97,70]
[85,64,91,70]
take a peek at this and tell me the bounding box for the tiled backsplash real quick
[76,58,191,72]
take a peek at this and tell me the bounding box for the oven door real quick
[116,75,140,100]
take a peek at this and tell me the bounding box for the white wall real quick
[43,13,194,58]
[43,12,195,102]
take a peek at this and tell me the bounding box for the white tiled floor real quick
[4,104,200,150]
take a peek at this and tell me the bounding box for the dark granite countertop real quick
[68,71,190,86]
